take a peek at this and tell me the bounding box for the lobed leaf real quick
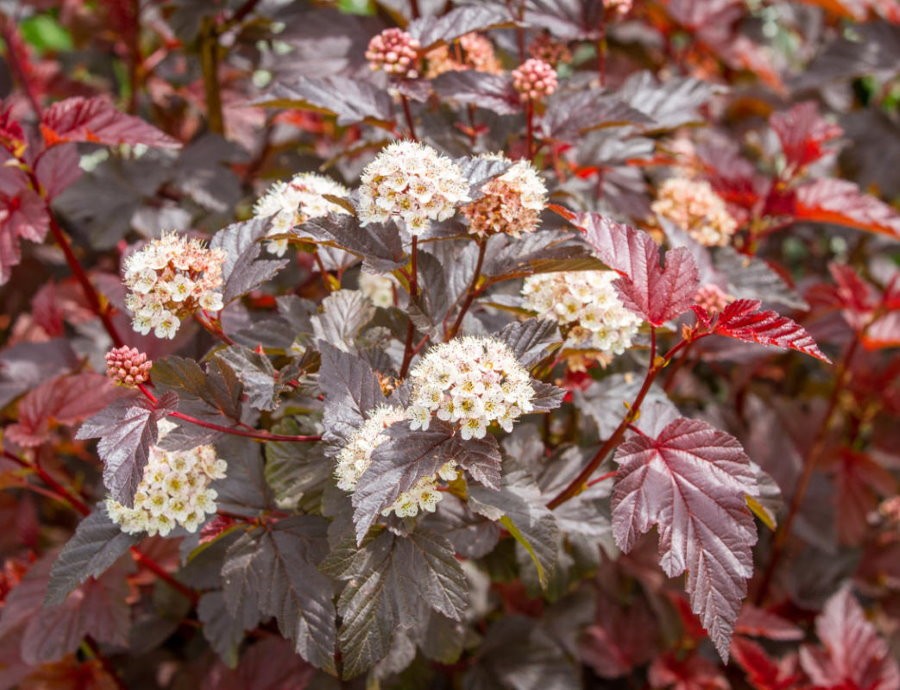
[408,5,512,48]
[611,417,759,660]
[769,101,842,170]
[578,213,699,326]
[794,178,900,240]
[40,96,181,148]
[45,506,140,606]
[710,299,830,363]
[256,76,394,127]
[76,391,177,505]
[210,217,288,303]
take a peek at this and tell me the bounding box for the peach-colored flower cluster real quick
[425,33,502,78]
[462,154,547,238]
[652,178,738,247]
[366,28,421,79]
[123,233,226,339]
[512,59,558,102]
[105,346,152,387]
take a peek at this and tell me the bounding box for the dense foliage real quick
[0,1,898,688]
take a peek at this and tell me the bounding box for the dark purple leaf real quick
[210,217,289,303]
[257,76,394,127]
[408,5,512,48]
[432,70,520,116]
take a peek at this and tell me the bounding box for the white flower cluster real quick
[335,406,459,518]
[357,141,470,235]
[123,233,226,339]
[407,337,535,440]
[253,172,351,256]
[106,421,226,536]
[358,271,397,308]
[522,271,642,355]
[652,177,738,247]
[462,154,547,238]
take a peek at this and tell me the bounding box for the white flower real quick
[253,173,352,256]
[462,154,547,238]
[123,233,226,339]
[358,271,397,308]
[358,141,470,235]
[106,420,227,537]
[407,336,535,436]
[335,406,457,519]
[522,271,642,356]
[652,177,738,247]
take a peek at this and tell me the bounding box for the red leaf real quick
[40,97,181,149]
[864,312,900,350]
[735,605,804,641]
[577,213,700,326]
[0,167,50,285]
[794,179,900,240]
[579,594,658,679]
[833,450,896,546]
[731,637,805,690]
[711,299,831,363]
[6,373,120,447]
[770,102,842,170]
[799,586,900,690]
[0,101,25,155]
[611,417,759,660]
[648,650,729,690]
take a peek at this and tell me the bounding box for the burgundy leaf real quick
[611,417,759,660]
[0,167,50,285]
[864,311,900,350]
[711,299,831,363]
[794,179,900,240]
[33,144,83,200]
[731,637,804,690]
[6,372,120,447]
[800,586,900,690]
[648,651,729,690]
[577,213,699,326]
[40,96,181,149]
[579,594,658,679]
[770,102,842,170]
[431,70,520,116]
[407,5,511,48]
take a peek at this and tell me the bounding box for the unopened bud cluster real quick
[366,28,421,78]
[694,284,732,313]
[106,421,227,537]
[253,172,351,256]
[335,406,458,518]
[425,33,502,78]
[522,271,642,355]
[528,32,572,67]
[358,141,470,235]
[124,233,226,339]
[407,336,536,440]
[105,346,152,386]
[652,178,738,247]
[462,155,547,238]
[512,59,558,102]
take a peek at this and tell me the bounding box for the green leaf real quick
[20,15,73,52]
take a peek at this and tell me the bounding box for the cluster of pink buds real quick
[105,346,153,387]
[366,28,421,79]
[512,58,558,103]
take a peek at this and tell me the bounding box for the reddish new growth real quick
[365,29,421,79]
[695,284,733,313]
[512,59,558,103]
[105,346,152,387]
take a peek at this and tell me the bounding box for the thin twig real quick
[399,236,420,378]
[445,238,487,340]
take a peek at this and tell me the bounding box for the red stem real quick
[525,100,535,161]
[445,238,487,341]
[547,328,662,510]
[167,411,321,443]
[586,469,618,489]
[400,94,418,141]
[753,332,859,604]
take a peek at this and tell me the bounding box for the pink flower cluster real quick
[105,346,152,386]
[528,32,572,67]
[512,59,558,103]
[366,28,421,79]
[461,155,547,238]
[694,284,733,313]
